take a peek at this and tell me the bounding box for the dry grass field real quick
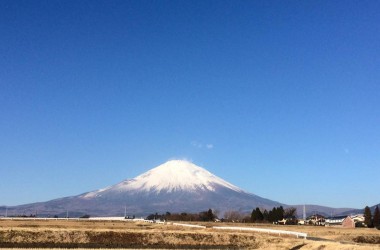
[1,219,380,249]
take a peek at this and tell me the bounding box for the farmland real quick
[1,219,380,249]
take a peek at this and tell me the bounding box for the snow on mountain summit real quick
[83,160,243,198]
[127,160,243,192]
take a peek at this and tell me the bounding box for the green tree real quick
[251,208,257,222]
[256,207,264,222]
[251,207,263,222]
[268,207,276,222]
[199,209,215,221]
[207,208,214,221]
[364,206,372,227]
[277,206,284,221]
[373,206,380,228]
[251,207,264,222]
[263,209,269,222]
[264,206,286,223]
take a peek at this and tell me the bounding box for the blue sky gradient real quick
[1,0,379,208]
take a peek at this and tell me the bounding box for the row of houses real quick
[295,214,365,228]
[325,214,365,228]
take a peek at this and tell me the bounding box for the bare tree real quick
[213,209,220,219]
[284,207,297,218]
[224,210,243,222]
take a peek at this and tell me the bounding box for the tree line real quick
[364,205,380,229]
[146,209,216,222]
[251,206,297,224]
[146,206,297,224]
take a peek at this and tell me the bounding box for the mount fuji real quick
[7,160,282,217]
[6,160,356,217]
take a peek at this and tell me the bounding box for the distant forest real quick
[145,206,297,224]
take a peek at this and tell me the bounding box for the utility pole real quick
[124,205,127,218]
[66,210,69,220]
[5,207,7,217]
[303,204,306,220]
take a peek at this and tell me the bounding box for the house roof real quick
[326,215,347,220]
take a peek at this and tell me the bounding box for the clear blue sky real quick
[1,0,379,209]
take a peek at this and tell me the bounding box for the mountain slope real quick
[75,160,282,215]
[5,160,358,217]
[341,203,380,216]
[7,160,282,216]
[291,204,358,218]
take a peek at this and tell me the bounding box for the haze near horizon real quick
[0,0,379,209]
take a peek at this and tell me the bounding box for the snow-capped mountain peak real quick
[83,160,243,198]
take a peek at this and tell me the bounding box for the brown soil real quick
[1,219,380,249]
